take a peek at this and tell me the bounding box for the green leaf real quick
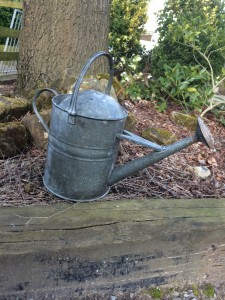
[180,81,190,90]
[186,87,197,92]
[222,67,225,76]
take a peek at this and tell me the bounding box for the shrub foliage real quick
[151,0,225,79]
[149,0,225,114]
[109,0,148,75]
[0,7,13,44]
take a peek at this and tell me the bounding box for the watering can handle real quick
[32,88,59,133]
[68,51,114,123]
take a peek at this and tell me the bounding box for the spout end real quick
[196,117,214,149]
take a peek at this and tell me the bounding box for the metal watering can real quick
[33,51,214,201]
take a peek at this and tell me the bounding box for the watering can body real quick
[33,51,214,202]
[44,93,127,200]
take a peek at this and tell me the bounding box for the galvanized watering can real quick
[33,51,214,201]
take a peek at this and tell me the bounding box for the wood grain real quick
[0,0,23,9]
[1,198,225,298]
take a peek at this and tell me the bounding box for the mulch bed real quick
[0,79,16,97]
[1,92,225,206]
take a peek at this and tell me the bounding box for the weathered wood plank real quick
[0,73,17,81]
[0,51,18,61]
[0,0,23,9]
[0,26,20,38]
[0,198,225,298]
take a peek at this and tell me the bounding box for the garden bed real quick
[0,89,225,206]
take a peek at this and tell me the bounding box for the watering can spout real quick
[109,117,214,186]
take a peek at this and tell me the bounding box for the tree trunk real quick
[16,0,112,98]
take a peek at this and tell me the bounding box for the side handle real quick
[117,130,168,152]
[32,88,59,133]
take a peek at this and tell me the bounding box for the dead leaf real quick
[207,157,218,166]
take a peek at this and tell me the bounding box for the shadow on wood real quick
[0,198,225,298]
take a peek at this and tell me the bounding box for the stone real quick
[80,77,99,92]
[172,291,180,297]
[98,78,118,100]
[142,127,177,146]
[188,292,195,298]
[22,109,51,149]
[67,77,98,94]
[97,74,126,104]
[23,182,36,194]
[0,122,28,158]
[193,166,211,179]
[0,96,31,122]
[124,112,137,132]
[33,92,53,111]
[67,77,119,102]
[170,111,197,132]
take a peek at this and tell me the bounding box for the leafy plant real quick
[167,3,225,116]
[0,7,13,44]
[109,0,148,76]
[150,0,225,115]
[120,55,151,101]
[147,287,164,299]
[202,283,215,298]
[150,63,213,112]
[151,0,225,79]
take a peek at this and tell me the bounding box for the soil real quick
[0,81,225,206]
[0,79,16,97]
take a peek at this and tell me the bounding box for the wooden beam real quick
[0,27,20,38]
[0,51,18,60]
[1,198,225,298]
[0,0,23,9]
[0,73,17,81]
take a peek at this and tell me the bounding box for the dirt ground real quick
[0,80,225,206]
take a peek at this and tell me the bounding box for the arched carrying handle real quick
[68,51,114,124]
[32,88,59,133]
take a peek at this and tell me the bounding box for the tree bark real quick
[16,0,112,98]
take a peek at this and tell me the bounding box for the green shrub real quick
[202,283,215,298]
[146,287,164,299]
[151,0,225,79]
[109,0,148,76]
[149,0,225,115]
[0,7,13,44]
[120,54,152,101]
[150,63,213,112]
[0,7,13,27]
